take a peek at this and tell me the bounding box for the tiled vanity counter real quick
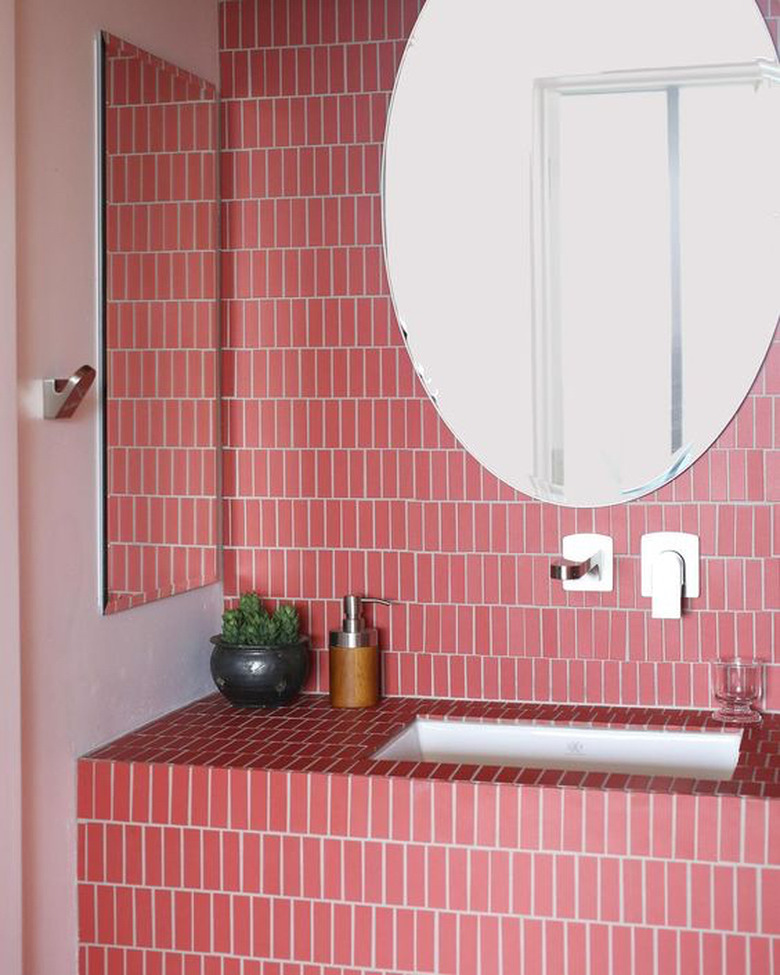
[78,695,780,975]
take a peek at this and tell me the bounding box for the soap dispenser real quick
[329,595,392,708]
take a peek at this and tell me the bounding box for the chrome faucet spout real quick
[550,534,612,592]
[550,555,599,581]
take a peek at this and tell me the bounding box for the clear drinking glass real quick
[711,659,764,725]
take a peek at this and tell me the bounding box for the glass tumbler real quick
[711,659,764,725]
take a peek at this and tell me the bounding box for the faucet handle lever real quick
[650,549,685,619]
[641,533,700,619]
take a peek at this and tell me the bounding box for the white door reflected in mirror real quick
[383,0,780,507]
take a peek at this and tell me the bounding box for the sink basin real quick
[372,717,743,780]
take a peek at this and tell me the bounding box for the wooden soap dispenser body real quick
[329,595,392,708]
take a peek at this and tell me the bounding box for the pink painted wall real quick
[14,1,222,973]
[0,0,22,971]
[220,0,780,711]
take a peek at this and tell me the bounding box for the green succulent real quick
[238,591,262,616]
[221,608,242,644]
[220,593,301,646]
[275,604,300,643]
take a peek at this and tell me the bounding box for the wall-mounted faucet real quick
[550,553,598,581]
[641,532,699,618]
[550,533,613,592]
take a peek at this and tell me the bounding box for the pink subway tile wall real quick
[219,0,780,709]
[77,750,780,975]
[104,34,220,612]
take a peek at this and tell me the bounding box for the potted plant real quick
[210,592,310,707]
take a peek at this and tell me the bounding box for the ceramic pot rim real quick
[210,635,310,652]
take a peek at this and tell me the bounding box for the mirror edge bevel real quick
[96,29,109,613]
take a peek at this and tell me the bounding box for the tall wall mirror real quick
[383,0,780,507]
[99,33,219,613]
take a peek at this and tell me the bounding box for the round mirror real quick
[383,0,779,506]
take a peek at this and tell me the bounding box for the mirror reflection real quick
[100,33,219,613]
[383,0,780,507]
[531,61,780,502]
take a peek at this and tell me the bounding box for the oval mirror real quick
[383,0,779,506]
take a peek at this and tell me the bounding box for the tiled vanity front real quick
[78,695,780,974]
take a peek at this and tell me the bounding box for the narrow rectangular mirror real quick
[99,32,220,614]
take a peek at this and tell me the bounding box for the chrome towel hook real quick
[43,365,96,419]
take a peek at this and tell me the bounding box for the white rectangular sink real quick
[372,718,742,780]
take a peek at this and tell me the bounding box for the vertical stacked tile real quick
[77,755,780,973]
[219,0,779,710]
[104,34,219,611]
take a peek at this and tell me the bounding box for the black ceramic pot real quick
[209,636,310,707]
